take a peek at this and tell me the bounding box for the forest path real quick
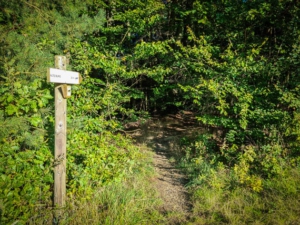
[128,114,202,224]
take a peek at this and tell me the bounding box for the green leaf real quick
[6,104,18,115]
[6,94,14,103]
[13,82,21,89]
[29,116,42,127]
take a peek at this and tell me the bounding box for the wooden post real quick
[48,56,81,223]
[54,56,67,211]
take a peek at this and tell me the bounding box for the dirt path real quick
[153,141,191,222]
[128,114,200,224]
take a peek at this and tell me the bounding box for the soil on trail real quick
[126,114,202,223]
[153,143,190,214]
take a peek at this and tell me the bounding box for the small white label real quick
[47,68,81,84]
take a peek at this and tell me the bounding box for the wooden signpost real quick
[47,68,82,85]
[47,56,82,217]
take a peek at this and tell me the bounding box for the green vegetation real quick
[179,134,300,224]
[27,147,163,225]
[1,0,300,224]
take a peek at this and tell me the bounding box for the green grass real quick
[26,146,164,225]
[62,174,163,225]
[177,133,300,224]
[187,166,300,225]
[17,133,300,225]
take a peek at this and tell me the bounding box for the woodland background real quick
[0,0,300,224]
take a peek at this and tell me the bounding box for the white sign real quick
[47,68,82,84]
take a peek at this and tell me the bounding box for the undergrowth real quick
[26,144,163,225]
[188,167,300,225]
[179,133,300,225]
[0,123,163,224]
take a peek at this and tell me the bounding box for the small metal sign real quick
[47,68,82,84]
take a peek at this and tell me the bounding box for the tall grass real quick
[62,173,163,225]
[27,147,164,225]
[177,132,300,224]
[182,156,300,224]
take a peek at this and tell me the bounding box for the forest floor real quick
[127,113,202,224]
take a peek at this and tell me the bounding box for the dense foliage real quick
[1,0,300,224]
[0,0,151,223]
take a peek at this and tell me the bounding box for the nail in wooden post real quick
[54,56,67,211]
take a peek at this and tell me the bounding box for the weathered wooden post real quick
[47,56,82,219]
[54,56,67,211]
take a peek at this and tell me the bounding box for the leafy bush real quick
[0,140,53,224]
[67,130,144,197]
[190,167,300,225]
[0,79,54,224]
[179,133,300,224]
